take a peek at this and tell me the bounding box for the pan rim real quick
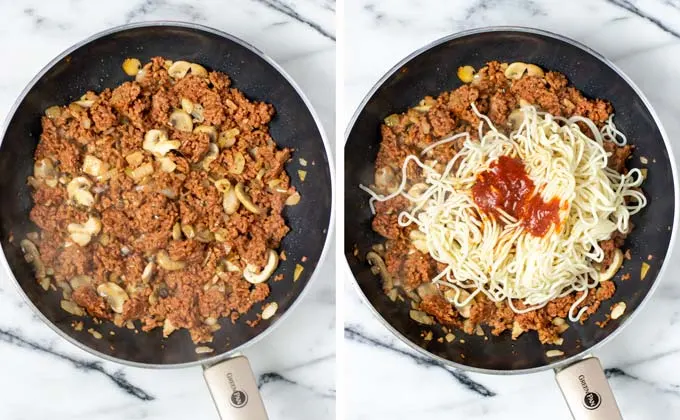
[0,20,335,369]
[343,25,680,375]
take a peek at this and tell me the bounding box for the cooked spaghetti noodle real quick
[361,104,646,322]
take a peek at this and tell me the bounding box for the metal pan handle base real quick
[203,355,269,420]
[554,356,622,420]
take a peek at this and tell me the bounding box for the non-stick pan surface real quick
[345,27,678,373]
[0,22,333,367]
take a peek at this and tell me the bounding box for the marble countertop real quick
[0,1,335,420]
[343,1,680,419]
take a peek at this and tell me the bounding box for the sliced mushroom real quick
[69,275,92,290]
[243,249,279,284]
[222,189,240,214]
[141,261,156,282]
[416,283,438,299]
[196,229,214,243]
[61,300,85,316]
[97,282,129,313]
[230,152,245,174]
[189,63,208,78]
[67,177,95,207]
[162,318,176,337]
[443,288,471,318]
[511,320,525,339]
[552,317,570,333]
[599,249,623,281]
[409,310,434,325]
[508,108,525,130]
[214,179,232,193]
[44,106,62,119]
[200,143,219,170]
[285,191,301,206]
[218,128,239,148]
[504,62,528,80]
[21,239,46,279]
[181,98,194,114]
[157,250,186,271]
[526,63,544,77]
[194,125,218,142]
[67,216,102,246]
[169,110,193,132]
[409,230,428,253]
[33,158,57,180]
[191,104,205,123]
[366,251,392,289]
[214,228,229,243]
[143,129,180,157]
[167,61,192,79]
[74,98,95,108]
[375,166,397,192]
[234,183,261,214]
[122,58,142,76]
[181,224,196,239]
[82,155,109,177]
[172,222,182,240]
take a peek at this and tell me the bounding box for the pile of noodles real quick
[361,104,646,321]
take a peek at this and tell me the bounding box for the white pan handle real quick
[203,355,269,420]
[554,356,622,420]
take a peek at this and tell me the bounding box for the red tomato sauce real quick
[471,156,561,237]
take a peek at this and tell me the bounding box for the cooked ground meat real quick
[371,61,634,344]
[25,57,297,343]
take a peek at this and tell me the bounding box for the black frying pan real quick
[344,27,678,419]
[0,22,333,419]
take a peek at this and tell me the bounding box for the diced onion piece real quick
[610,302,626,320]
[641,262,650,280]
[126,163,154,183]
[457,65,475,83]
[122,58,142,76]
[261,302,278,320]
[294,263,304,282]
[82,155,109,177]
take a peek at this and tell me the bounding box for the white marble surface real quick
[0,1,335,419]
[343,1,680,419]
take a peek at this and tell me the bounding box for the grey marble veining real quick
[0,1,335,419]
[343,1,680,419]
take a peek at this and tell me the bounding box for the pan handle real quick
[203,354,269,420]
[554,356,622,420]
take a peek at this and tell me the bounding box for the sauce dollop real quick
[472,156,561,237]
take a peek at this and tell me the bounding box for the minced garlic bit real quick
[299,158,308,166]
[87,328,103,339]
[546,350,565,358]
[610,302,626,320]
